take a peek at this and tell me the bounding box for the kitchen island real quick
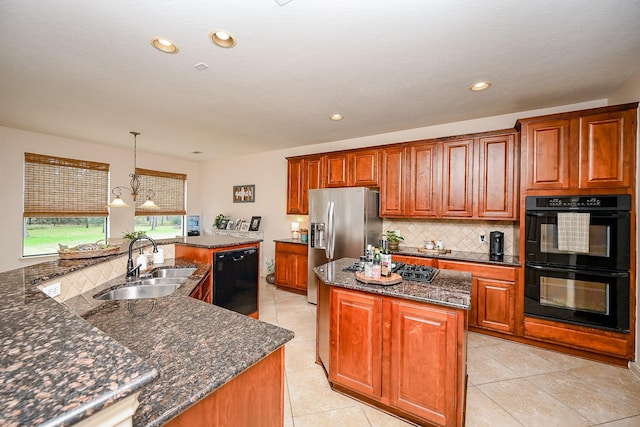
[0,235,294,426]
[315,258,471,427]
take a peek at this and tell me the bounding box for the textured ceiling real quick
[1,0,639,160]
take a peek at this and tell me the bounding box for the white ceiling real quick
[1,0,639,161]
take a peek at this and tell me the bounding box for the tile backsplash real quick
[382,219,518,256]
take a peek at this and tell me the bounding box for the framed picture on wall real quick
[233,185,255,203]
[249,216,261,231]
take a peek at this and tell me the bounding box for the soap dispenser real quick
[136,249,148,271]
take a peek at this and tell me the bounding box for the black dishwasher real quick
[213,247,259,315]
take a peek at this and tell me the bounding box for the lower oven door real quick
[524,264,629,332]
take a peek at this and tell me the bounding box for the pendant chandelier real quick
[109,131,159,209]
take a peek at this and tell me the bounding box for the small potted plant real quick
[385,230,404,252]
[214,213,228,229]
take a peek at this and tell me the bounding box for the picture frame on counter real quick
[218,219,228,229]
[235,219,243,230]
[240,221,250,232]
[226,220,234,230]
[249,216,261,231]
[233,184,255,203]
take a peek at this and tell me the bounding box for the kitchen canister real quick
[153,248,165,264]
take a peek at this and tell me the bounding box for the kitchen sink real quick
[150,267,197,278]
[94,277,186,301]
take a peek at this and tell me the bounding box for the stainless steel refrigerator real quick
[307,187,382,303]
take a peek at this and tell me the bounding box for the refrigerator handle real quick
[326,201,335,259]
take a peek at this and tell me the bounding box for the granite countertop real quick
[273,238,308,245]
[0,267,157,426]
[1,236,292,427]
[315,257,471,310]
[175,235,263,249]
[394,246,520,267]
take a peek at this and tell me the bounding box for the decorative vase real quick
[388,241,399,252]
[266,273,275,284]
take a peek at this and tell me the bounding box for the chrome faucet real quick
[126,235,158,280]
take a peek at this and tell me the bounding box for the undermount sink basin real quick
[151,267,197,278]
[94,277,186,301]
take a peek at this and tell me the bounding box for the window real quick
[23,153,109,256]
[134,168,186,239]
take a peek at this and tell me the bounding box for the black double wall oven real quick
[524,195,631,332]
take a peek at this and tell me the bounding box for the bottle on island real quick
[372,248,382,279]
[364,244,374,278]
[380,239,392,277]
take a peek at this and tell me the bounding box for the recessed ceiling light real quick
[470,81,491,91]
[210,30,237,48]
[150,37,179,54]
[191,151,203,154]
[329,113,344,121]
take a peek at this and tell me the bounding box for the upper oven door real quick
[525,210,630,271]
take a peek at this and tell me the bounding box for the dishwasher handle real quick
[232,254,245,262]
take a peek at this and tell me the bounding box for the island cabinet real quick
[286,154,324,215]
[189,271,212,304]
[517,102,638,192]
[274,241,308,294]
[323,285,467,427]
[325,148,379,188]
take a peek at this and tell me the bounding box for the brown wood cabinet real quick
[379,146,406,216]
[189,272,212,304]
[274,241,308,294]
[325,149,379,188]
[517,103,637,192]
[477,133,517,218]
[407,141,440,217]
[166,347,285,427]
[441,138,474,217]
[321,283,466,427]
[286,154,324,214]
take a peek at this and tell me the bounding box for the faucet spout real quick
[126,235,159,280]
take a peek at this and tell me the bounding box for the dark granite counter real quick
[0,267,157,426]
[394,246,520,267]
[314,257,471,310]
[1,235,293,427]
[175,235,262,249]
[273,238,307,245]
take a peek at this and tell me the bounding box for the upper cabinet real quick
[286,154,324,215]
[517,103,637,193]
[441,138,474,217]
[379,146,406,216]
[477,133,517,219]
[325,149,379,188]
[407,142,440,217]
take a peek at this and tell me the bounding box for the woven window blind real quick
[135,168,186,216]
[24,153,109,217]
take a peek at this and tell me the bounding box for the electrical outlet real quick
[42,282,61,298]
[479,234,486,243]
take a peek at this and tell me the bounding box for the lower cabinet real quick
[274,242,308,293]
[189,272,212,304]
[438,260,518,335]
[326,286,466,427]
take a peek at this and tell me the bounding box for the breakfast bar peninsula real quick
[314,258,471,427]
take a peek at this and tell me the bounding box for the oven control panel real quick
[526,195,631,211]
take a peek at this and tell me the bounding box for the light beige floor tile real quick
[286,364,357,416]
[478,342,566,377]
[467,346,520,385]
[597,415,640,426]
[527,371,640,424]
[360,403,415,426]
[568,363,640,398]
[525,345,601,372]
[284,375,292,419]
[478,378,591,427]
[284,417,294,427]
[467,331,509,348]
[465,386,522,427]
[293,406,371,427]
[285,338,317,372]
[277,306,316,327]
[281,320,316,342]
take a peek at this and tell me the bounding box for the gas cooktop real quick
[343,262,439,284]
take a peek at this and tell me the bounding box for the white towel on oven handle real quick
[557,212,590,253]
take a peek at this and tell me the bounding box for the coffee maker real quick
[489,231,504,261]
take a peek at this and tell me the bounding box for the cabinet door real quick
[286,158,304,214]
[274,249,289,285]
[477,133,517,219]
[389,300,459,426]
[476,278,516,333]
[523,119,571,190]
[379,146,405,216]
[289,252,308,291]
[325,153,350,187]
[350,149,379,187]
[407,142,439,217]
[330,288,383,398]
[578,109,635,189]
[441,139,473,217]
